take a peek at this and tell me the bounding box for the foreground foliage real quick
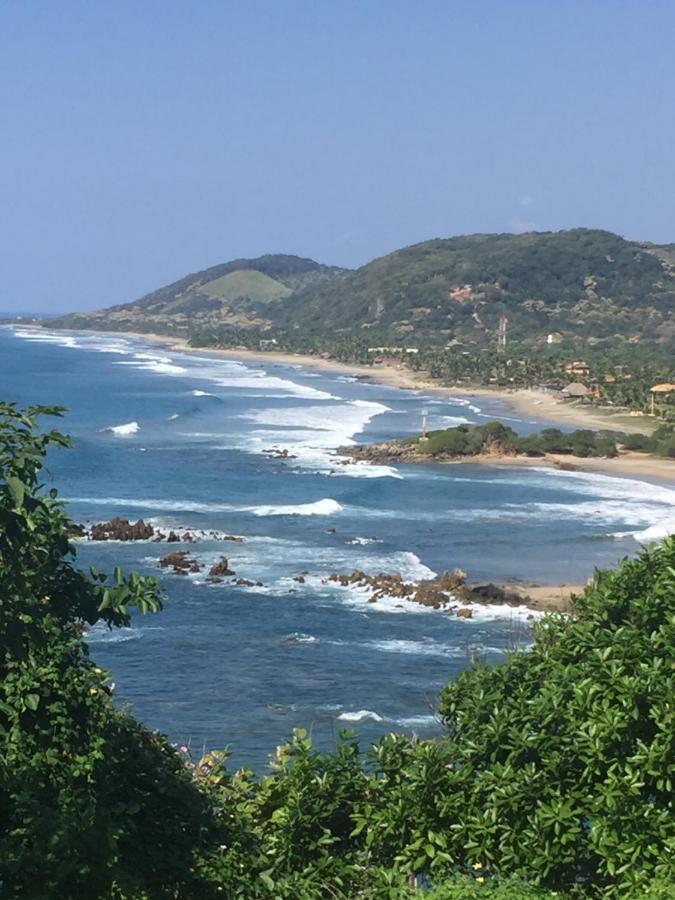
[1,404,674,898]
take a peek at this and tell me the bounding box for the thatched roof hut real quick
[562,382,590,398]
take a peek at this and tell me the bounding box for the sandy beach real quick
[116,332,658,434]
[438,450,675,483]
[12,325,673,483]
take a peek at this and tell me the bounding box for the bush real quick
[438,539,675,896]
[621,432,655,451]
[0,403,218,897]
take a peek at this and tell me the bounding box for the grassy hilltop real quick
[49,228,675,346]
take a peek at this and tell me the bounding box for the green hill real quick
[48,230,675,346]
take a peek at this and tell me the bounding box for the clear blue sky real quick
[2,1,675,313]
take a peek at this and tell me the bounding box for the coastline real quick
[10,325,660,434]
[8,325,674,483]
[78,327,656,434]
[439,450,675,484]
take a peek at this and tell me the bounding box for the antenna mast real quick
[421,407,429,441]
[497,314,508,352]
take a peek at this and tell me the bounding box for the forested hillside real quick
[48,229,675,347]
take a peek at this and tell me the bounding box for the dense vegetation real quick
[48,229,675,348]
[2,404,674,898]
[401,422,620,459]
[382,419,674,459]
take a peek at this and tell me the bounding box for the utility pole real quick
[497,314,508,352]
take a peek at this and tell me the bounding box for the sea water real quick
[2,327,673,769]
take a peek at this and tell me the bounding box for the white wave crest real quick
[105,421,140,436]
[628,521,675,543]
[13,329,77,348]
[285,632,319,644]
[250,498,342,517]
[337,709,384,723]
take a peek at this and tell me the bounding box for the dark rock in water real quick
[235,578,255,587]
[66,522,86,538]
[326,527,336,534]
[222,534,244,542]
[469,583,524,606]
[182,531,195,543]
[208,576,223,584]
[160,550,202,575]
[431,569,468,593]
[209,557,235,577]
[166,531,181,543]
[456,607,473,619]
[263,447,298,460]
[413,585,450,609]
[90,518,154,541]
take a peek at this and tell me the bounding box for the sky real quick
[1,1,675,313]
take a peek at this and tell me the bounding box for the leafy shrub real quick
[621,432,655,451]
[438,539,675,896]
[0,403,218,897]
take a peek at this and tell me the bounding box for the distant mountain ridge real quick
[48,229,675,346]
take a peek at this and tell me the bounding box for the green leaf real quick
[24,694,40,711]
[7,475,25,508]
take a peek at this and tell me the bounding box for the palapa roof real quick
[651,383,675,393]
[562,382,590,397]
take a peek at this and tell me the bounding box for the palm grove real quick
[1,403,674,898]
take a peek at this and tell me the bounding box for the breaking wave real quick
[104,421,140,436]
[250,498,342,517]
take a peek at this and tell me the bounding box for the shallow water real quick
[2,327,672,768]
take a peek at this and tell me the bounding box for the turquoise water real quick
[2,326,672,768]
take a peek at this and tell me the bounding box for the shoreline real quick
[438,450,675,484]
[344,445,675,484]
[11,324,657,435]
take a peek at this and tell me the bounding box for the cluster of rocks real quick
[70,518,244,544]
[160,551,202,575]
[339,442,429,464]
[263,447,298,460]
[157,551,263,589]
[325,567,529,616]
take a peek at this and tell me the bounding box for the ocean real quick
[2,326,673,769]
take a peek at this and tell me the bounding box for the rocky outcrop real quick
[209,557,235,577]
[160,551,202,575]
[73,520,246,544]
[263,447,298,459]
[324,566,540,614]
[90,518,155,541]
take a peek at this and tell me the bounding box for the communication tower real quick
[497,314,508,352]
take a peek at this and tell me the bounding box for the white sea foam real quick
[364,639,465,658]
[116,359,188,376]
[285,633,319,644]
[338,709,384,723]
[242,399,399,477]
[104,421,140,436]
[85,625,141,643]
[191,389,215,397]
[394,715,439,728]
[250,498,342,517]
[13,329,78,348]
[627,521,675,543]
[335,710,438,728]
[66,495,343,518]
